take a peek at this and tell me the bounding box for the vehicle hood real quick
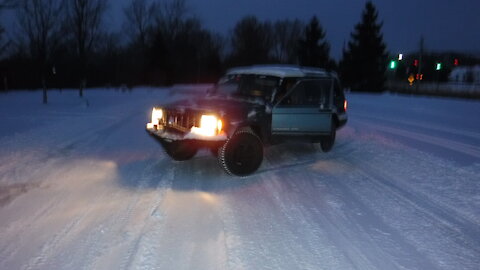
[163,96,268,121]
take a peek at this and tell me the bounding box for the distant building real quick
[449,65,480,83]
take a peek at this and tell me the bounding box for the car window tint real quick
[279,79,331,107]
[237,75,278,97]
[274,78,297,104]
[218,75,279,98]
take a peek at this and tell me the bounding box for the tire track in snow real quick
[241,136,477,269]
[0,113,140,268]
[75,159,172,270]
[0,198,59,268]
[354,156,480,243]
[354,112,480,141]
[217,146,357,270]
[122,165,174,270]
[356,119,480,159]
[48,108,142,158]
[20,199,99,270]
[0,91,168,269]
[317,165,441,270]
[37,108,169,270]
[341,155,480,268]
[0,156,103,268]
[257,138,354,176]
[123,160,228,270]
[261,148,434,270]
[266,173,376,270]
[260,144,470,269]
[13,111,145,270]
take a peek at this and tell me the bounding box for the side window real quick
[236,75,279,98]
[274,78,297,104]
[279,82,303,106]
[279,79,331,107]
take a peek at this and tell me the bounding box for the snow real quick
[0,88,479,270]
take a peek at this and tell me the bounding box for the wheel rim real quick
[233,141,255,166]
[221,131,263,176]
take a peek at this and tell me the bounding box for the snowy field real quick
[0,88,479,270]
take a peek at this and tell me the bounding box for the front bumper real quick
[146,123,227,143]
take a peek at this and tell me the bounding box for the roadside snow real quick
[0,89,479,270]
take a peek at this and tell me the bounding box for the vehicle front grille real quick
[163,109,199,133]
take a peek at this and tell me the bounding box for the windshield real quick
[215,74,280,99]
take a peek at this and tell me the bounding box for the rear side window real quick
[278,79,332,107]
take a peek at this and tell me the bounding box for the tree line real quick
[0,0,389,102]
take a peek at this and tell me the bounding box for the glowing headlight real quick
[191,115,223,136]
[151,108,163,125]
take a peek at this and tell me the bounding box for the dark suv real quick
[146,65,347,176]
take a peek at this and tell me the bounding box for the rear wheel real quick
[320,119,336,152]
[162,141,198,161]
[219,128,263,176]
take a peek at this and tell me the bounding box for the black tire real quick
[210,147,220,157]
[320,120,336,152]
[162,141,198,161]
[219,128,263,176]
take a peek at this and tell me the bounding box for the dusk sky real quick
[113,0,480,59]
[3,0,480,60]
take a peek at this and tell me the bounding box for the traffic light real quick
[389,60,396,69]
[454,58,459,66]
[436,63,442,70]
[413,59,419,67]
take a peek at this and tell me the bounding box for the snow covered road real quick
[0,89,479,270]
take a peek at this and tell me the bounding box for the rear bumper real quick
[336,113,348,128]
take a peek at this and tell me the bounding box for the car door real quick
[271,79,333,135]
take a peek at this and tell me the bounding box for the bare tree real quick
[17,0,63,103]
[65,0,107,97]
[0,0,16,91]
[124,0,156,47]
[0,0,16,9]
[154,0,187,40]
[0,0,18,57]
[0,22,8,57]
[272,19,304,64]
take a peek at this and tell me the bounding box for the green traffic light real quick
[436,63,442,70]
[390,60,396,69]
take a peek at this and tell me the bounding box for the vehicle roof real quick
[226,65,337,79]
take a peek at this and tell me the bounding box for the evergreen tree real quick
[298,16,334,69]
[340,1,387,92]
